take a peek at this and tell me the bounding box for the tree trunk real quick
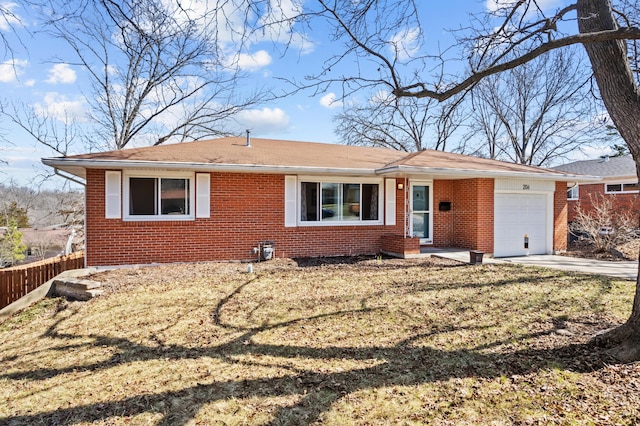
[578,0,640,362]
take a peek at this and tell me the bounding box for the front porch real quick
[380,235,491,263]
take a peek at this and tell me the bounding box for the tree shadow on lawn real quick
[0,275,620,425]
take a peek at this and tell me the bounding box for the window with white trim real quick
[299,179,382,224]
[123,172,195,220]
[567,186,579,200]
[605,182,640,194]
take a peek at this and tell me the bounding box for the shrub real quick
[0,219,27,267]
[570,193,639,254]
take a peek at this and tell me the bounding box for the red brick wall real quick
[554,181,568,252]
[85,170,406,266]
[433,180,455,247]
[569,183,640,222]
[380,235,420,257]
[431,178,494,252]
[85,170,565,264]
[396,178,493,253]
[475,178,495,254]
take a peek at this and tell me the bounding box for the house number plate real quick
[522,184,530,190]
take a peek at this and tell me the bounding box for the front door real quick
[411,183,432,244]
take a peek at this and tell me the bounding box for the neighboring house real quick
[42,136,590,266]
[553,155,640,222]
[20,227,77,262]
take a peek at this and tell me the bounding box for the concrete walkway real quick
[428,249,638,280]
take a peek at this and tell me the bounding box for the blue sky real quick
[0,0,610,188]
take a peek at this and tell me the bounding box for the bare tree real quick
[570,193,639,254]
[334,92,465,152]
[331,0,640,362]
[223,0,640,360]
[0,102,80,156]
[0,2,24,170]
[470,47,605,166]
[0,179,36,226]
[0,181,83,229]
[28,234,57,261]
[33,0,265,151]
[0,2,24,60]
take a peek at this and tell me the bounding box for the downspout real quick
[53,168,86,187]
[53,168,87,268]
[404,176,408,238]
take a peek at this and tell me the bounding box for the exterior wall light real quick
[397,183,404,190]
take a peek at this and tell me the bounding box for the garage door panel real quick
[494,193,548,257]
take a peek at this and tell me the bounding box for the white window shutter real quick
[284,175,297,227]
[196,173,210,218]
[105,171,122,219]
[385,179,396,226]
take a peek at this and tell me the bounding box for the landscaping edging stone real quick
[0,267,98,322]
[52,277,104,301]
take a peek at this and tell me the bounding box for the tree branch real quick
[394,27,640,101]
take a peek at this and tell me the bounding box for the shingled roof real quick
[552,155,636,179]
[43,137,592,182]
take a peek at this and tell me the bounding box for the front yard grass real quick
[0,257,639,425]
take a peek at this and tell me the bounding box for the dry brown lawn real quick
[1,256,639,425]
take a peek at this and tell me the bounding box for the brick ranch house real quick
[42,137,591,267]
[553,155,640,223]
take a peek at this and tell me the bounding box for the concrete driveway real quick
[498,255,638,280]
[429,249,638,280]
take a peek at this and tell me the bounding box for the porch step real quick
[53,278,104,301]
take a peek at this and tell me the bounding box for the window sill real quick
[123,215,195,222]
[604,191,640,195]
[298,221,384,227]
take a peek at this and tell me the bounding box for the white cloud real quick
[33,92,87,123]
[46,63,77,84]
[485,0,517,12]
[370,90,393,105]
[168,0,314,63]
[234,50,272,72]
[235,107,290,134]
[0,2,22,31]
[257,0,312,52]
[319,93,343,109]
[0,58,27,83]
[389,27,421,61]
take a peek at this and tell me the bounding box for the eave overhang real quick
[42,157,602,183]
[41,157,379,180]
[374,165,601,182]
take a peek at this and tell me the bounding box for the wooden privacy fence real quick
[0,251,85,309]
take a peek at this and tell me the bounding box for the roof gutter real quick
[375,165,602,182]
[41,158,379,177]
[42,158,602,183]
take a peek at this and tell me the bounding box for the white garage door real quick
[494,193,549,257]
